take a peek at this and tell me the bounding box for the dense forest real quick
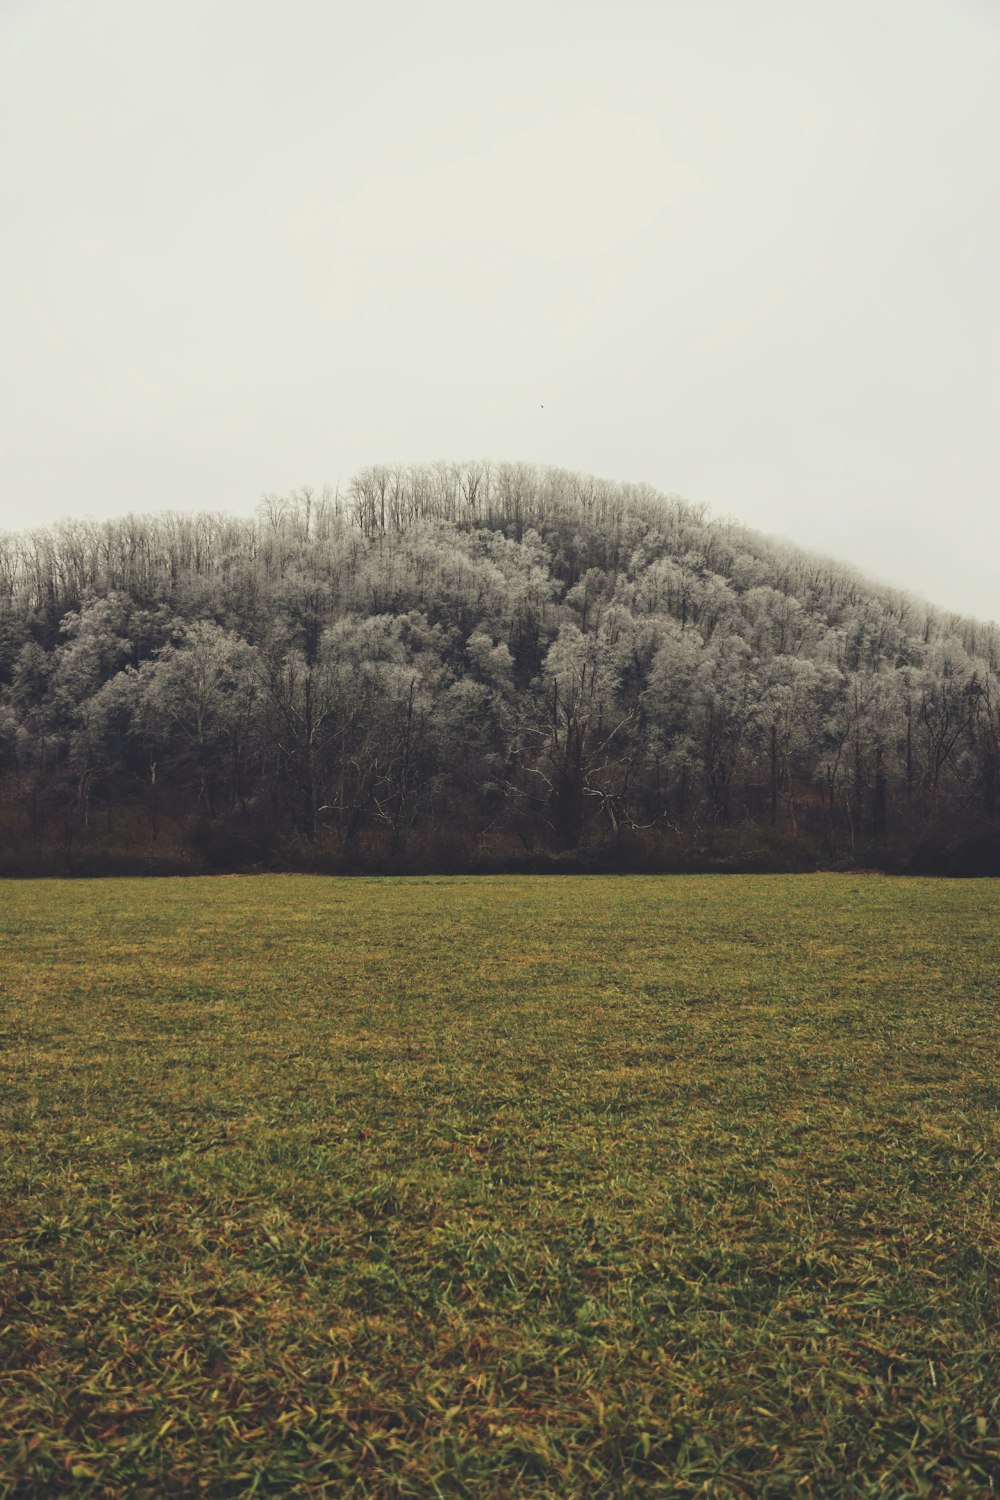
[2,462,998,875]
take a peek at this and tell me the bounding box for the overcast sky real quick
[1,0,998,619]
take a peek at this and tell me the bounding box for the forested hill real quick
[2,462,998,875]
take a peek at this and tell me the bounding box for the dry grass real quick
[1,874,997,1496]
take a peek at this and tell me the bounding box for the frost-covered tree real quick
[0,461,997,872]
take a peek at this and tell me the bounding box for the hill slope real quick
[1,463,997,873]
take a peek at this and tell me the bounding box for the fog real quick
[1,0,997,618]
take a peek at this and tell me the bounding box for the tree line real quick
[1,462,998,874]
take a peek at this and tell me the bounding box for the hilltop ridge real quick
[1,463,997,874]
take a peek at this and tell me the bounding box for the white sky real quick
[1,0,998,619]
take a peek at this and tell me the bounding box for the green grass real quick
[0,874,997,1498]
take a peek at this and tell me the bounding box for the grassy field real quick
[0,874,997,1498]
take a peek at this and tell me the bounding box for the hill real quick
[1,463,997,874]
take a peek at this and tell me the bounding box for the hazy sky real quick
[2,0,998,619]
